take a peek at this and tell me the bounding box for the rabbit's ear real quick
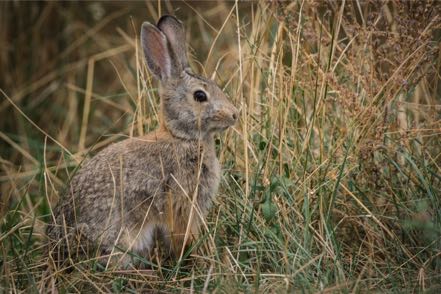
[157,15,189,70]
[141,22,172,80]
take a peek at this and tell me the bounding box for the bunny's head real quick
[141,16,238,140]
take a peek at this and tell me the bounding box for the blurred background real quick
[1,1,440,292]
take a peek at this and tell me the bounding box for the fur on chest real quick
[129,142,222,256]
[169,141,220,194]
[170,151,220,209]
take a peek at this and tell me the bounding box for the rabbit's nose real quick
[231,109,239,122]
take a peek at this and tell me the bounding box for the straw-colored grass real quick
[1,1,440,292]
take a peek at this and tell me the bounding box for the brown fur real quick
[46,15,238,268]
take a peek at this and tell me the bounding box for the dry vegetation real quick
[1,1,440,292]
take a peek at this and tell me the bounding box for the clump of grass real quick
[1,1,440,292]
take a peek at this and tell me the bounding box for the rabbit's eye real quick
[194,90,207,102]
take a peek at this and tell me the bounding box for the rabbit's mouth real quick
[211,125,232,133]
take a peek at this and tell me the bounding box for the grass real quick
[1,1,441,292]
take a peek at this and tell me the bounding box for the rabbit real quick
[46,15,238,268]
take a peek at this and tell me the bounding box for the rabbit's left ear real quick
[157,15,189,71]
[141,22,173,80]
